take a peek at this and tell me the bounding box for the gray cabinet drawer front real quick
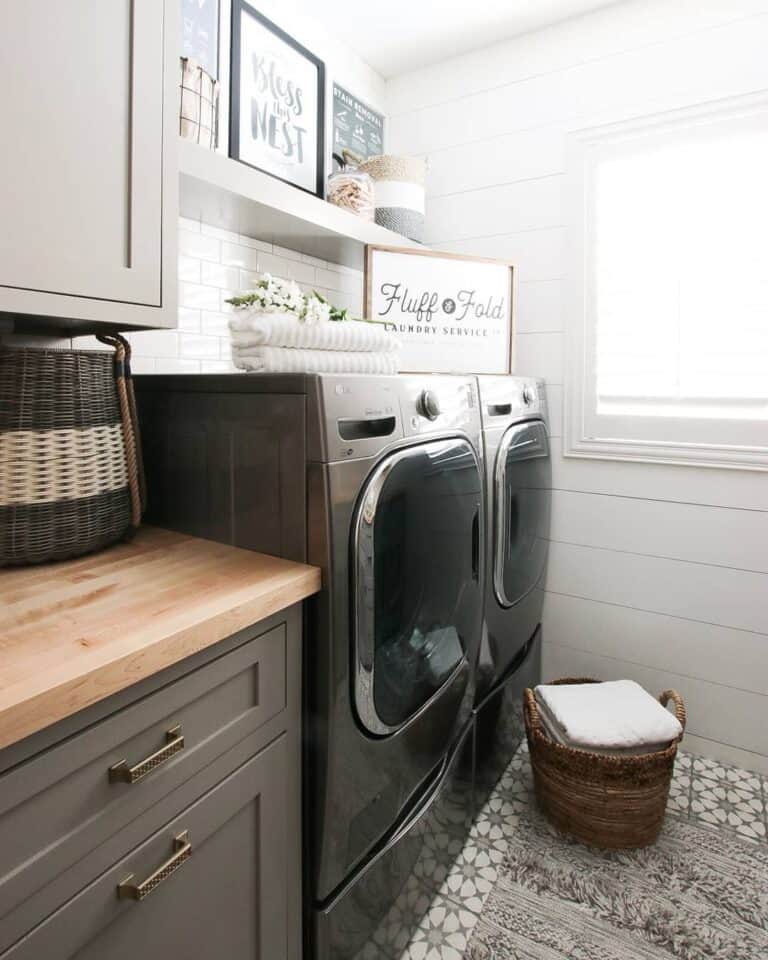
[0,624,286,939]
[2,734,292,960]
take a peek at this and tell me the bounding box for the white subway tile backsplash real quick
[155,358,201,374]
[179,282,221,311]
[201,261,240,289]
[220,241,260,270]
[272,243,306,262]
[256,251,316,284]
[130,357,156,373]
[131,217,364,374]
[239,269,261,290]
[238,234,272,252]
[324,262,359,277]
[178,229,219,262]
[200,311,232,337]
[128,330,178,358]
[315,267,361,295]
[179,333,221,360]
[178,255,201,283]
[201,223,241,243]
[177,308,201,332]
[219,289,239,313]
[300,253,328,268]
[254,251,291,277]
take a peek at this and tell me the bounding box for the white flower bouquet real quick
[225,273,376,326]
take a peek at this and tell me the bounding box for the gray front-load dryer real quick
[473,375,551,800]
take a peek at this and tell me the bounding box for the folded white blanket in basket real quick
[534,679,682,753]
[232,346,399,375]
[229,314,399,353]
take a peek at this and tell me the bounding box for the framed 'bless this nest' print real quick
[230,1,325,197]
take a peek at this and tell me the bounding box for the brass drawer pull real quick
[108,725,185,784]
[117,831,192,901]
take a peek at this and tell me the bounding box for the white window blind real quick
[566,95,768,469]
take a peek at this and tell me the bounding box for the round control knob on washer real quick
[522,385,534,406]
[417,389,441,421]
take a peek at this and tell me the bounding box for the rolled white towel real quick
[534,679,682,752]
[232,346,399,375]
[229,313,398,353]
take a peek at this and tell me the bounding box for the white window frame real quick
[564,91,768,472]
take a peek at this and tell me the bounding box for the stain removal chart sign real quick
[332,84,384,166]
[365,246,515,374]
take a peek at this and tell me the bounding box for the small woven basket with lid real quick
[524,678,686,848]
[0,334,145,566]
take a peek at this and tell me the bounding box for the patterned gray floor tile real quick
[437,838,505,914]
[667,752,692,817]
[468,792,527,850]
[692,755,762,792]
[494,752,533,800]
[690,763,766,842]
[396,744,768,958]
[371,875,435,959]
[412,829,465,890]
[399,894,479,960]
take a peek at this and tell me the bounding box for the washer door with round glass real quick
[494,420,551,608]
[354,438,482,737]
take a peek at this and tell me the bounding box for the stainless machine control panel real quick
[309,375,482,462]
[399,376,479,440]
[476,375,548,425]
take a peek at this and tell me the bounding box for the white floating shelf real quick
[178,140,423,271]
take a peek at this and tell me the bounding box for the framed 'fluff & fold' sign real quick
[365,245,515,374]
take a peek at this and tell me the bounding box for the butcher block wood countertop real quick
[0,526,321,751]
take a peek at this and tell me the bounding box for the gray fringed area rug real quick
[465,807,768,960]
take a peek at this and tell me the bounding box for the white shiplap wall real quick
[387,0,768,772]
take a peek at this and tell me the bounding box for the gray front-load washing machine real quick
[135,372,484,960]
[473,375,552,802]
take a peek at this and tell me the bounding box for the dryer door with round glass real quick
[354,438,482,737]
[494,420,551,608]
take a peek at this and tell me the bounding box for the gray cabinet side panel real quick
[138,391,307,561]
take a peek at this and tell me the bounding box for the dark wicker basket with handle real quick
[524,678,686,849]
[0,334,145,565]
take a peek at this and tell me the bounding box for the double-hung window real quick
[565,93,768,470]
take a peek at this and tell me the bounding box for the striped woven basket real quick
[0,334,145,566]
[358,154,426,242]
[524,678,686,849]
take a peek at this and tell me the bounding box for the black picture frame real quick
[230,1,325,198]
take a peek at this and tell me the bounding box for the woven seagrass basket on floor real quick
[524,678,686,849]
[0,334,145,566]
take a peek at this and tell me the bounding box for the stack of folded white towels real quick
[534,679,683,755]
[229,312,400,375]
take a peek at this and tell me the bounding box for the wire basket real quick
[0,334,145,566]
[179,57,219,150]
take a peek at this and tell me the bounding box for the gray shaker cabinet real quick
[0,0,178,332]
[0,606,303,960]
[3,737,292,960]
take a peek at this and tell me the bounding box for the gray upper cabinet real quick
[0,0,178,331]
